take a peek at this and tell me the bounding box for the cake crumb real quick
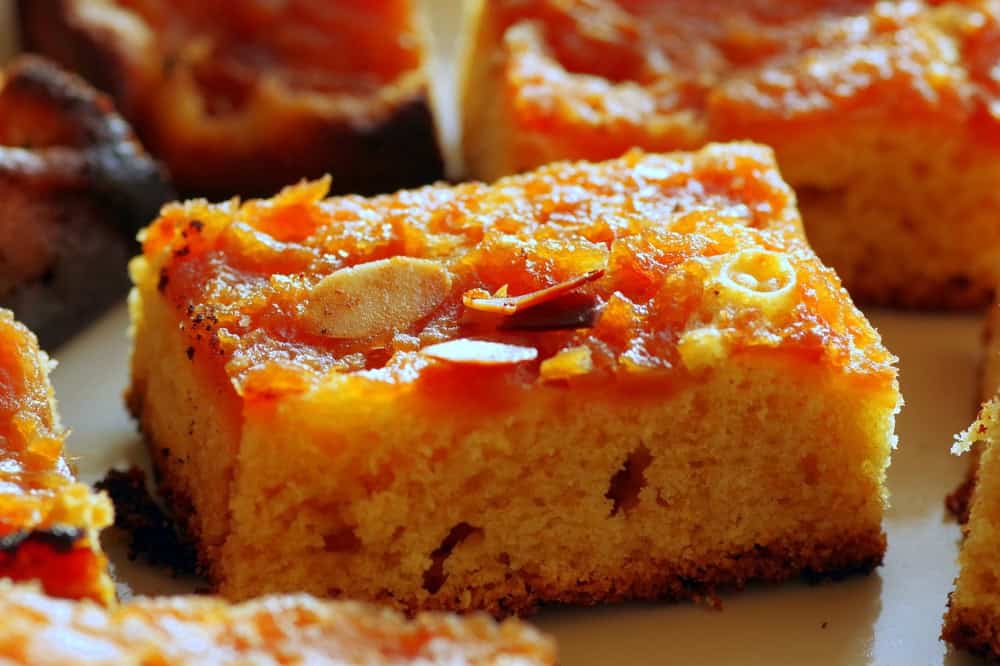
[95,466,197,576]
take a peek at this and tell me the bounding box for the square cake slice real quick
[128,143,900,615]
[20,0,444,199]
[0,309,113,604]
[461,0,1000,308]
[0,581,555,665]
[944,397,1000,658]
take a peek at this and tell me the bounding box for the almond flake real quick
[302,257,452,339]
[420,339,538,365]
[462,269,605,315]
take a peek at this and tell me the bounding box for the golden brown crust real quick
[0,54,173,347]
[18,0,444,199]
[125,377,219,583]
[943,600,1000,660]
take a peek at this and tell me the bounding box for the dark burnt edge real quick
[947,472,976,524]
[1,54,175,231]
[0,525,85,554]
[20,0,442,200]
[94,465,198,577]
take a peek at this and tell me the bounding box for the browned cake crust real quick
[18,0,444,199]
[0,54,172,347]
[943,604,1000,660]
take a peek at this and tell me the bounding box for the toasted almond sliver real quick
[302,257,452,339]
[420,339,538,365]
[462,269,605,315]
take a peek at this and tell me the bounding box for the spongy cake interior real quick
[130,265,896,614]
[944,400,1000,656]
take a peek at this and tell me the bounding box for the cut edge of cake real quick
[0,308,114,604]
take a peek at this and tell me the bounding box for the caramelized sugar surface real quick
[0,310,79,536]
[111,0,422,105]
[143,145,895,402]
[494,0,1000,154]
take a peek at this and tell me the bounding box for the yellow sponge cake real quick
[128,143,900,615]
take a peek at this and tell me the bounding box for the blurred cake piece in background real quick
[19,0,445,199]
[0,54,172,348]
[461,0,1000,308]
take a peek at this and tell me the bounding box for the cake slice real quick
[127,143,900,615]
[943,396,1000,658]
[0,309,113,604]
[19,0,444,199]
[0,581,555,665]
[946,302,1000,522]
[461,0,1000,308]
[0,55,172,348]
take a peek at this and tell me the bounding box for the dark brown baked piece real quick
[19,0,445,200]
[0,54,172,348]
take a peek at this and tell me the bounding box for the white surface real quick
[2,0,990,662]
[52,304,985,666]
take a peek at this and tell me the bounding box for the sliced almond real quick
[462,269,605,315]
[540,346,593,381]
[420,339,538,366]
[302,257,452,339]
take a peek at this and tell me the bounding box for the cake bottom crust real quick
[134,401,884,616]
[943,602,1000,660]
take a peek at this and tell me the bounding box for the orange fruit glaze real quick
[0,310,81,537]
[143,145,895,403]
[493,0,1000,159]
